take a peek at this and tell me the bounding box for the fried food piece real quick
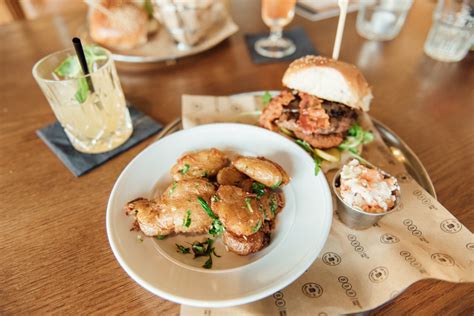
[125,198,162,236]
[170,148,229,181]
[126,179,216,236]
[293,130,344,149]
[255,190,285,221]
[222,230,270,256]
[217,166,249,186]
[233,156,289,188]
[211,185,264,237]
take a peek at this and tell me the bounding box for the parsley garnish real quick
[295,139,313,153]
[245,197,254,213]
[313,155,322,176]
[262,91,272,106]
[183,210,191,228]
[155,235,166,240]
[211,195,220,203]
[176,244,190,254]
[209,219,224,237]
[251,220,262,233]
[251,182,266,198]
[197,197,218,219]
[180,164,190,175]
[169,181,177,195]
[178,238,220,269]
[269,194,278,216]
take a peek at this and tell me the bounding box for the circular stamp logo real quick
[431,253,455,266]
[466,242,474,251]
[403,219,413,226]
[369,266,389,283]
[272,292,283,299]
[322,252,342,266]
[381,233,400,244]
[400,250,411,257]
[338,276,349,283]
[440,219,462,234]
[390,290,400,299]
[302,283,323,298]
[347,234,357,241]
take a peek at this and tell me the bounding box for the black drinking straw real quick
[72,37,95,93]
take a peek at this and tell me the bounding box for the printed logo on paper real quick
[412,189,438,210]
[380,233,400,244]
[402,219,429,243]
[431,253,455,266]
[440,219,462,234]
[368,266,389,283]
[347,234,370,259]
[272,291,287,314]
[302,283,323,298]
[322,252,342,266]
[466,242,474,251]
[400,250,427,274]
[337,276,363,308]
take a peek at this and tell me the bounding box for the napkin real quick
[244,27,318,64]
[180,94,473,315]
[36,106,162,177]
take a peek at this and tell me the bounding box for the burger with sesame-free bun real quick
[259,55,375,173]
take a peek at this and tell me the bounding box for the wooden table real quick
[1,1,473,314]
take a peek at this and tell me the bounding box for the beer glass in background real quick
[254,0,297,58]
[423,0,474,62]
[33,47,133,154]
[356,0,413,41]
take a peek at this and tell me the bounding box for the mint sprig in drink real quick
[33,45,132,154]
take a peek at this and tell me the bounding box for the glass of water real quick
[33,47,133,154]
[356,0,413,41]
[424,0,474,62]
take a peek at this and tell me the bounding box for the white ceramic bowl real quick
[106,123,332,307]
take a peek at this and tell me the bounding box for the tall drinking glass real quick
[255,0,297,58]
[423,0,474,62]
[33,47,133,154]
[356,0,413,41]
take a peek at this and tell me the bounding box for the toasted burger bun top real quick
[282,55,372,112]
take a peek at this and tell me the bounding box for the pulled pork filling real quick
[259,90,358,149]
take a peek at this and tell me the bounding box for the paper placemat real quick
[180,94,473,315]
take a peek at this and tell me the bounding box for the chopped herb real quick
[202,171,208,177]
[155,235,166,240]
[211,195,220,203]
[169,181,177,195]
[209,218,224,236]
[180,164,190,175]
[176,244,190,254]
[203,256,213,269]
[262,91,272,106]
[136,235,143,242]
[269,194,278,216]
[183,210,192,228]
[295,139,314,153]
[143,0,154,18]
[258,203,267,220]
[251,219,262,233]
[134,209,139,215]
[271,180,282,189]
[338,123,374,151]
[74,77,89,103]
[198,197,218,219]
[313,155,322,176]
[245,197,254,213]
[251,182,266,198]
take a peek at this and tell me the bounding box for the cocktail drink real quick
[255,0,296,58]
[33,46,133,154]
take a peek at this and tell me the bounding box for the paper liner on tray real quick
[180,94,473,315]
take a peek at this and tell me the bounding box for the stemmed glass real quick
[255,0,297,58]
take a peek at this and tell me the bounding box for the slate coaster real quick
[244,26,318,64]
[36,106,162,177]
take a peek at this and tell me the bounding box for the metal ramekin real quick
[332,165,401,230]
